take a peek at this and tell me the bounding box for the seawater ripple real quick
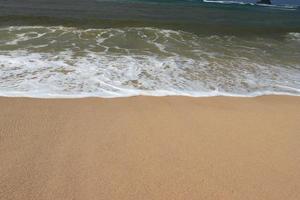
[0,26,300,98]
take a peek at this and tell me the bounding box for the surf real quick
[0,26,299,98]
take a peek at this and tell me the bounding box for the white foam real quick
[0,50,299,98]
[0,26,300,98]
[203,0,247,4]
[203,0,298,10]
[287,32,300,42]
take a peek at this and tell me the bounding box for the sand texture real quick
[0,96,300,200]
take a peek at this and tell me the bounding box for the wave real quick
[1,50,299,98]
[0,26,299,98]
[202,0,299,10]
[287,32,300,41]
[203,0,251,5]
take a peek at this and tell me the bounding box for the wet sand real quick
[0,96,300,200]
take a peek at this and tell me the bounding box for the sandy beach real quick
[0,96,300,200]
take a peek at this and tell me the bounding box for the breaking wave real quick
[0,26,300,98]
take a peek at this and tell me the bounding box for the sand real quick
[0,96,300,200]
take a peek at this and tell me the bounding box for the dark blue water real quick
[1,0,300,35]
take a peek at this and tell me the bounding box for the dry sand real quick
[0,96,300,200]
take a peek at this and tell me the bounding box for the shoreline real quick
[1,96,300,199]
[0,93,300,99]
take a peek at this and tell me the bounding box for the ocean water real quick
[0,0,300,98]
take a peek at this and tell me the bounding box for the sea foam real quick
[0,26,299,98]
